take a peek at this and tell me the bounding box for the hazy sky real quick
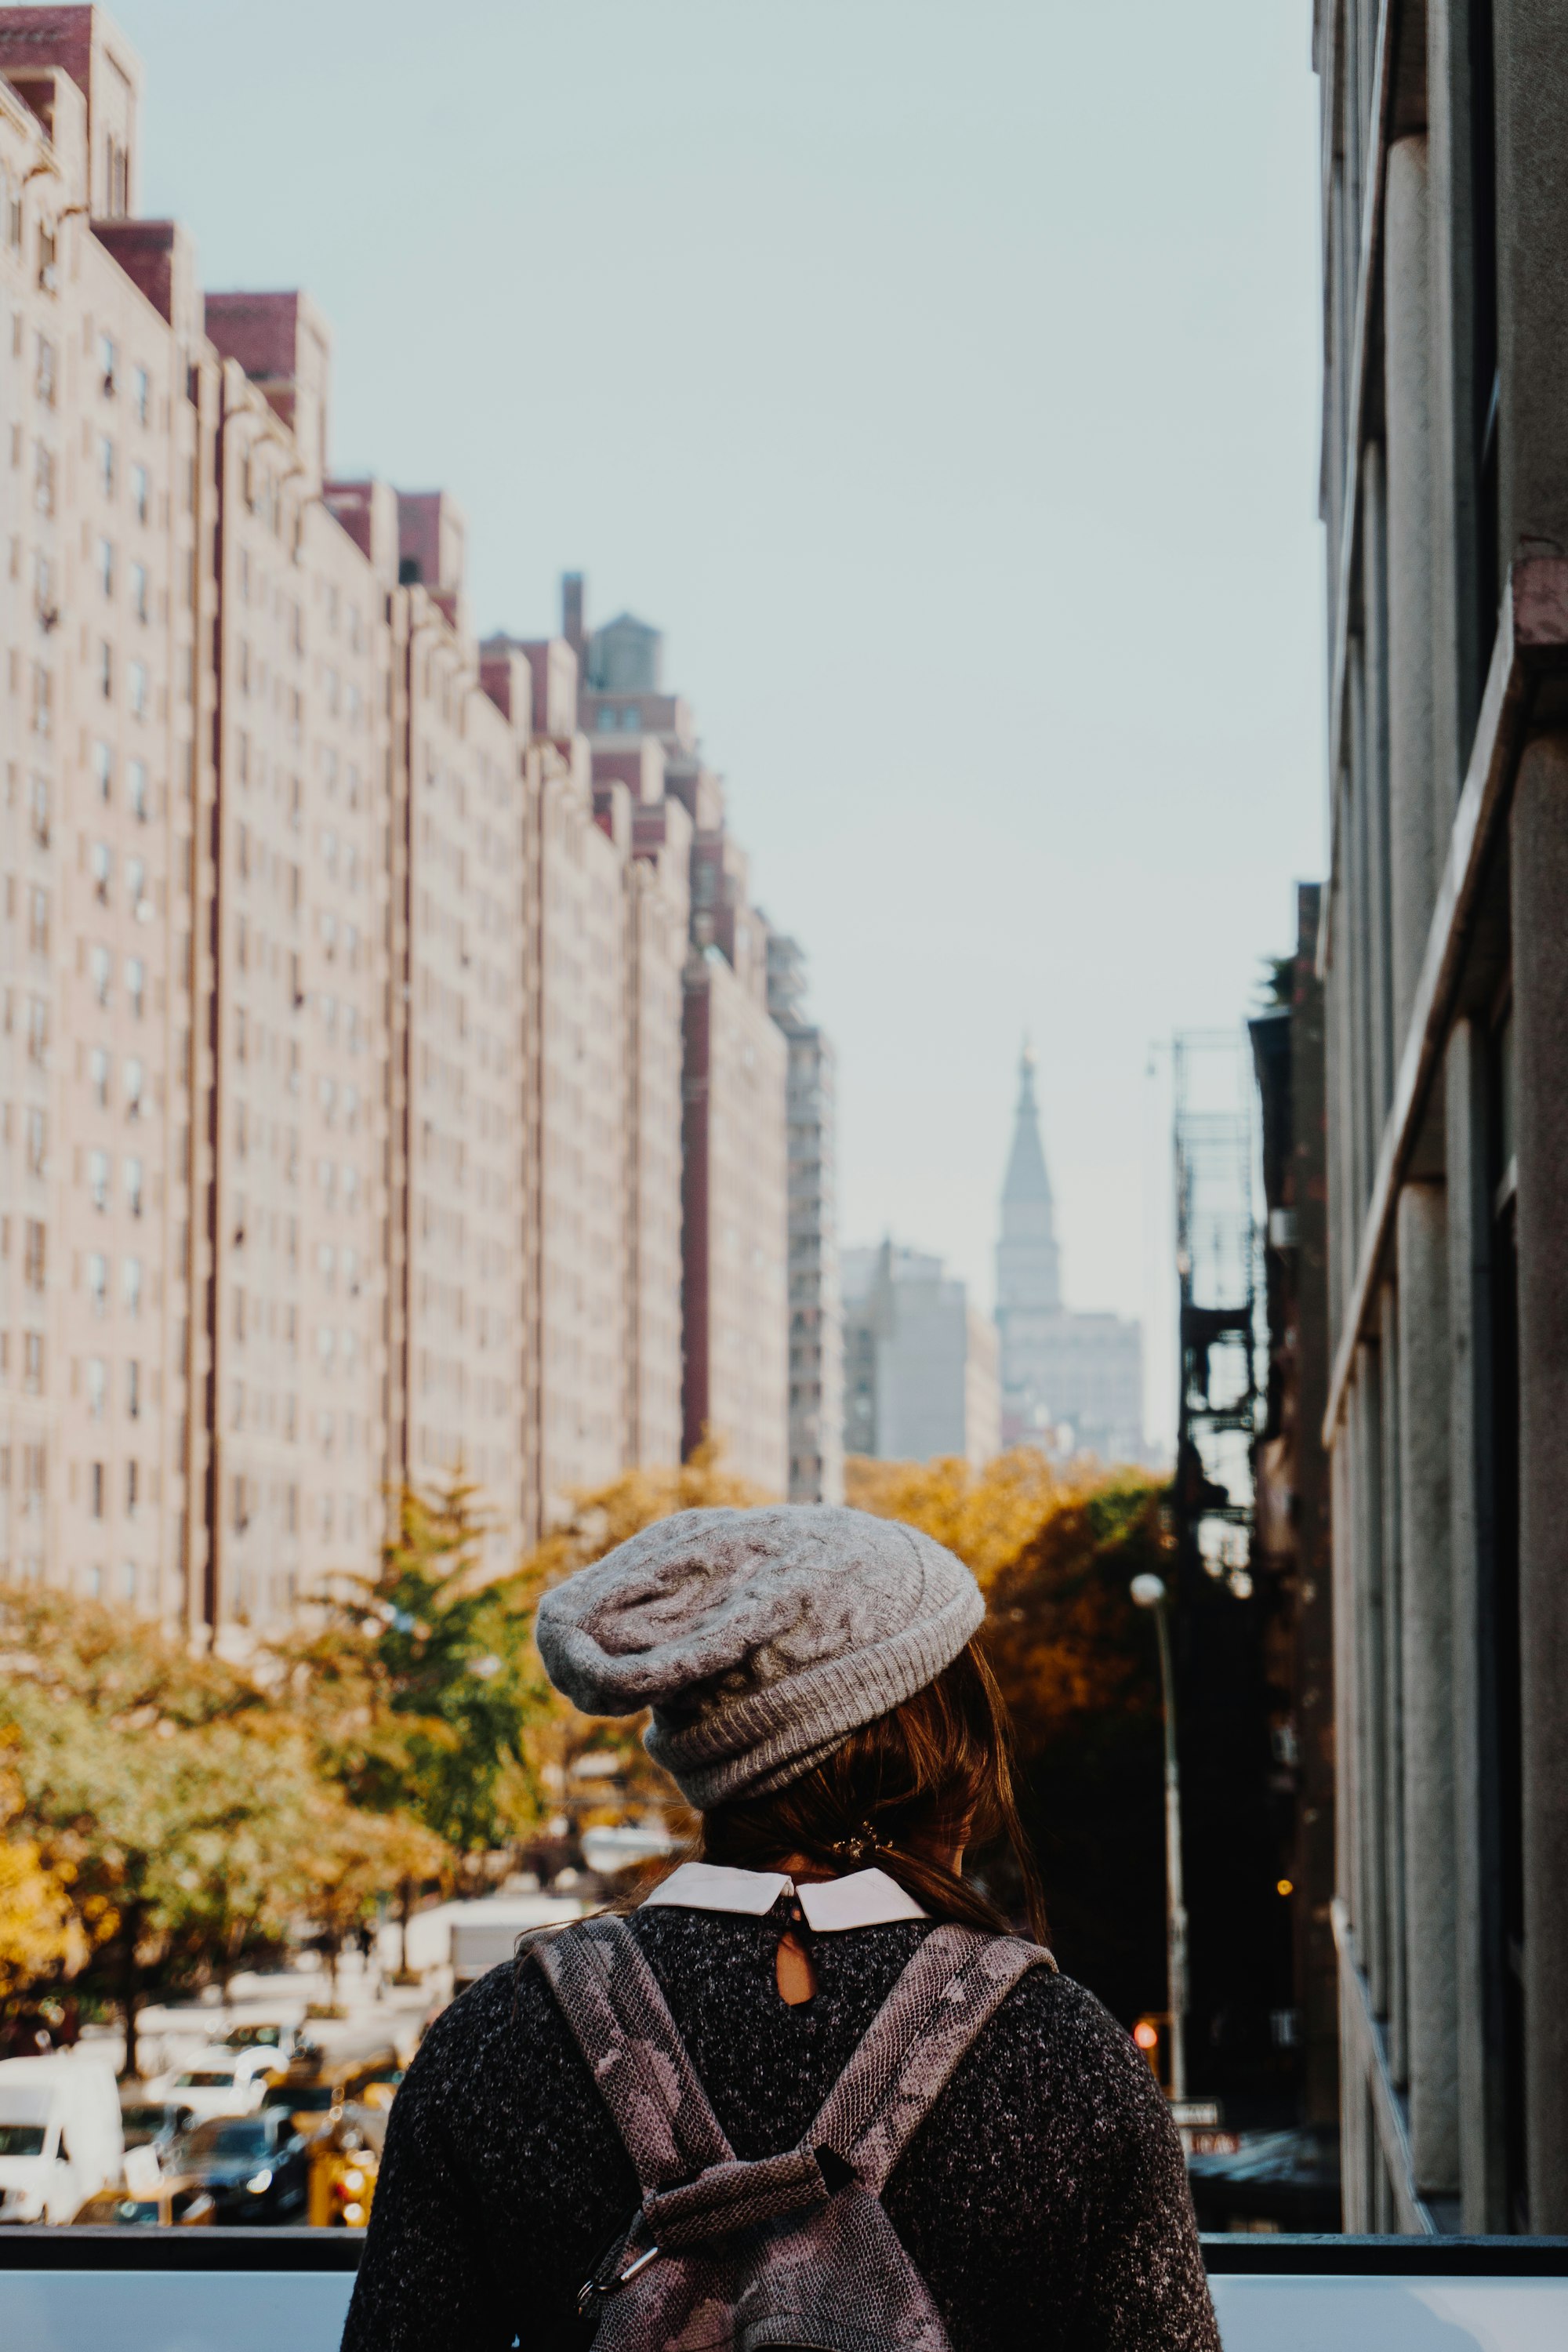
[128,0,1325,1446]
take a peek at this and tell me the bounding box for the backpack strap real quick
[532,1915,734,2194]
[811,1922,1054,2194]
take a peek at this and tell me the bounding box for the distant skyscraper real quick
[842,1243,1000,1469]
[995,1047,1143,1461]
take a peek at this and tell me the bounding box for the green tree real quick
[281,1475,546,1860]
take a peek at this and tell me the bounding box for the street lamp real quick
[1131,1571,1189,2103]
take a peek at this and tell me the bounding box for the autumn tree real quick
[847,1450,1171,2023]
[0,1590,456,2070]
[0,1731,82,1994]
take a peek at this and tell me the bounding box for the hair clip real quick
[829,1822,883,1866]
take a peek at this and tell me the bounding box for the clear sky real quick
[126,0,1325,1449]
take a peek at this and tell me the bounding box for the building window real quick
[99,641,113,700]
[97,537,114,597]
[131,463,148,524]
[128,661,147,719]
[132,365,149,425]
[88,1151,111,1212]
[89,1047,110,1109]
[27,888,47,956]
[86,1357,107,1419]
[92,841,111,904]
[93,741,113,802]
[22,1335,42,1396]
[130,562,147,623]
[124,1158,143,1219]
[122,1257,142,1317]
[100,333,118,395]
[125,1460,139,1519]
[25,1109,45,1175]
[99,435,116,499]
[88,1252,107,1316]
[89,1461,105,1519]
[123,1058,143,1119]
[128,760,148,822]
[90,946,112,1007]
[126,1360,140,1421]
[125,957,144,1017]
[28,773,49,848]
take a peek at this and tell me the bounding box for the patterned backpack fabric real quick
[533,1912,1055,2351]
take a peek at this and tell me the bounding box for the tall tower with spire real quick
[993,1044,1145,1459]
[996,1043,1062,1319]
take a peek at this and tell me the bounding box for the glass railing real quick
[4,2226,1566,2350]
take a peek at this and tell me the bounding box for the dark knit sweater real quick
[343,1907,1218,2352]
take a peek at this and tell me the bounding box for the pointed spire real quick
[1003,1040,1053,1207]
[996,1040,1061,1314]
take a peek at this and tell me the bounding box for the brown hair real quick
[689,1640,1048,1945]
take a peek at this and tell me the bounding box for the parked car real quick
[150,2045,278,2122]
[220,2018,317,2070]
[72,2174,215,2227]
[173,2110,310,2225]
[119,2095,196,2172]
[0,2054,122,2225]
[1185,2125,1341,2234]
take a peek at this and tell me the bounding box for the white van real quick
[149,2044,278,2122]
[0,2053,123,2223]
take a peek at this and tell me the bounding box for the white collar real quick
[641,1860,926,1931]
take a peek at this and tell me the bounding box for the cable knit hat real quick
[534,1504,985,1809]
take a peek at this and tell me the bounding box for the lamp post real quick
[1131,1571,1188,2103]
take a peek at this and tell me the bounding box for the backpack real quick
[532,1911,1055,2351]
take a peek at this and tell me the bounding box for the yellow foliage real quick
[844,1448,1069,1588]
[0,1736,85,1992]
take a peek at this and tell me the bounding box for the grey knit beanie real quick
[534,1504,984,1809]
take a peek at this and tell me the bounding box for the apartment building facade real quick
[0,8,812,1615]
[765,928,843,1504]
[1317,0,1568,2234]
[0,24,195,1620]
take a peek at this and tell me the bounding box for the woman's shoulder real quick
[979,1951,1175,2127]
[394,1942,588,2124]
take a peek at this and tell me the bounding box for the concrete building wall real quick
[626,793,689,1475]
[388,535,526,1576]
[198,305,394,1630]
[0,52,197,1617]
[765,931,843,1504]
[535,735,631,1508]
[0,23,815,1617]
[842,1242,996,1469]
[682,946,788,1493]
[1316,0,1568,2234]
